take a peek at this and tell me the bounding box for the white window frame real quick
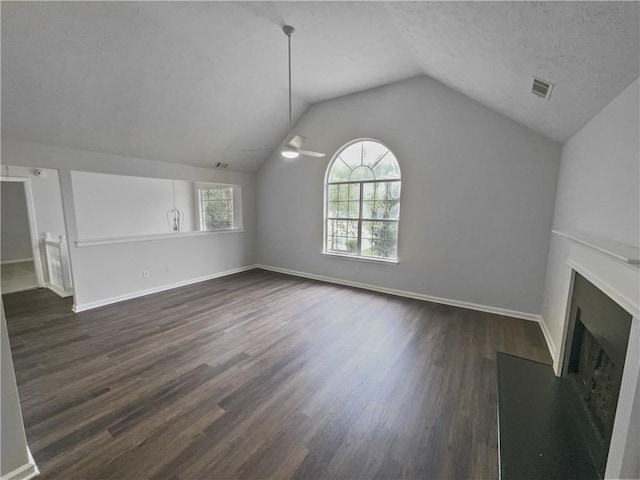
[322,138,401,264]
[193,182,243,232]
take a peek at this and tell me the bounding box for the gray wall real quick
[541,78,639,479]
[1,139,257,309]
[1,302,34,477]
[1,182,32,262]
[256,76,561,316]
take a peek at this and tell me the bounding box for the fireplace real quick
[562,272,633,477]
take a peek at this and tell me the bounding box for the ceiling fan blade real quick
[288,135,306,149]
[299,149,326,158]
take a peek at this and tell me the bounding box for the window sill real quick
[321,251,399,265]
[75,228,244,247]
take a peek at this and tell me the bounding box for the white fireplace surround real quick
[552,233,640,479]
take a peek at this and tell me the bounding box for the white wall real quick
[72,172,195,238]
[1,302,37,478]
[541,78,639,478]
[0,182,32,262]
[541,79,639,355]
[1,139,256,309]
[256,76,561,316]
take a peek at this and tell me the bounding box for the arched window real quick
[324,139,401,261]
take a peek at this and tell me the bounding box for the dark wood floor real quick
[4,269,551,480]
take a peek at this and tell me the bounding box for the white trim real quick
[72,265,256,312]
[538,314,558,365]
[553,229,640,266]
[321,252,399,265]
[553,268,578,375]
[255,264,542,322]
[46,283,73,298]
[567,247,640,319]
[605,316,640,479]
[0,258,33,265]
[75,228,244,247]
[1,448,39,480]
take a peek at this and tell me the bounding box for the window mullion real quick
[357,181,363,256]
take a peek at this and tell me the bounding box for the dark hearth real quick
[497,353,599,480]
[497,273,633,480]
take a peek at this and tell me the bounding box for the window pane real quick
[375,182,388,200]
[387,202,400,220]
[363,182,375,201]
[200,187,234,230]
[373,154,401,180]
[362,141,389,169]
[387,223,398,243]
[338,184,349,201]
[337,202,348,218]
[328,184,338,201]
[339,143,363,169]
[328,201,338,217]
[348,183,360,201]
[329,160,352,182]
[348,201,359,219]
[389,181,401,200]
[367,221,398,259]
[349,165,375,182]
[362,201,374,219]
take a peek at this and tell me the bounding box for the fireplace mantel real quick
[553,230,640,267]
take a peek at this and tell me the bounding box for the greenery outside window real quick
[324,139,401,261]
[195,183,242,231]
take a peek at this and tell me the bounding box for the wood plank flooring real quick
[3,269,551,479]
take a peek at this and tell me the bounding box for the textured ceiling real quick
[2,2,638,172]
[385,1,640,144]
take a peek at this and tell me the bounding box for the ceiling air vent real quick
[214,162,229,169]
[531,77,553,100]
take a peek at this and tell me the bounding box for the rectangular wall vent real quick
[531,77,554,100]
[215,162,229,169]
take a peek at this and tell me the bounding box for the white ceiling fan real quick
[280,25,325,159]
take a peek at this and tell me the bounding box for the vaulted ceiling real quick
[2,2,638,172]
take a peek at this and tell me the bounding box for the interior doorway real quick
[1,168,73,299]
[1,178,44,293]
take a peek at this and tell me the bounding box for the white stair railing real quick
[43,233,73,291]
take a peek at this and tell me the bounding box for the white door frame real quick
[1,176,45,288]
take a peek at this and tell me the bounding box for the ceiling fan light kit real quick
[280,25,325,160]
[281,145,300,159]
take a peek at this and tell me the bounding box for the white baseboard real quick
[538,315,558,367]
[255,264,542,323]
[1,448,39,480]
[72,265,257,313]
[45,283,73,298]
[0,258,33,265]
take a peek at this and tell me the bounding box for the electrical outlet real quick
[143,270,150,279]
